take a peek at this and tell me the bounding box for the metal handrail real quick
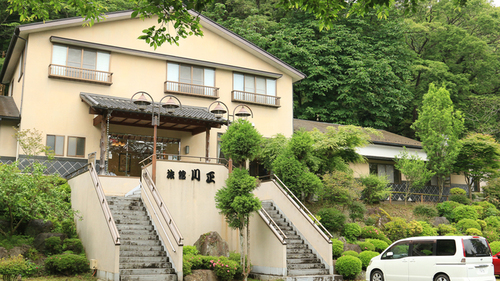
[88,162,121,245]
[164,80,219,98]
[231,90,281,107]
[142,168,184,245]
[139,154,228,167]
[257,208,287,245]
[48,64,113,84]
[272,175,333,243]
[64,163,90,180]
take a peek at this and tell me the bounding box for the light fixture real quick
[133,93,151,111]
[162,96,180,114]
[210,102,227,119]
[185,145,190,154]
[235,105,251,118]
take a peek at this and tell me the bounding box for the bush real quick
[437,224,457,236]
[358,251,379,269]
[456,219,481,232]
[317,208,346,233]
[357,241,375,252]
[407,221,424,236]
[360,174,391,204]
[419,221,438,236]
[361,226,385,240]
[384,218,408,241]
[183,246,199,256]
[45,253,89,275]
[452,205,479,222]
[449,194,470,205]
[61,219,77,238]
[0,255,27,281]
[183,257,193,276]
[331,239,344,258]
[465,228,483,236]
[365,239,388,253]
[485,216,500,230]
[490,241,500,255]
[483,230,498,243]
[349,201,366,222]
[342,250,359,257]
[63,238,83,254]
[436,201,461,221]
[413,205,438,218]
[335,255,362,280]
[44,236,63,256]
[343,223,362,242]
[364,216,377,226]
[484,207,500,219]
[450,187,466,195]
[23,260,43,277]
[476,220,487,230]
[209,258,239,281]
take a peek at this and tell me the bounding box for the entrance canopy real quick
[80,92,227,134]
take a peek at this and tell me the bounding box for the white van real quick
[365,236,495,281]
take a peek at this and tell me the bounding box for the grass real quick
[22,273,96,280]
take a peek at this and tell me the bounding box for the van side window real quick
[382,242,409,259]
[436,239,456,256]
[412,240,435,256]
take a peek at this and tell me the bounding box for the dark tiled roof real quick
[293,119,422,148]
[0,96,20,119]
[80,92,226,124]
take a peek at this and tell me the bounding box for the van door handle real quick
[402,260,408,263]
[410,259,416,262]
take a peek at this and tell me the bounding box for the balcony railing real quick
[48,64,113,85]
[164,80,219,98]
[232,90,280,107]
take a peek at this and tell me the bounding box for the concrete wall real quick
[0,120,18,158]
[99,176,140,196]
[69,171,120,281]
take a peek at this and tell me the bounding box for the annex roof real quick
[293,119,422,149]
[0,96,20,120]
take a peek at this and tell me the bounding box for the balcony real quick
[48,64,113,85]
[164,80,219,99]
[232,90,280,107]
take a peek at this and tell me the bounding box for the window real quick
[67,137,85,157]
[382,242,410,259]
[166,63,216,96]
[233,73,278,106]
[47,135,64,156]
[412,241,435,256]
[50,44,111,83]
[369,163,401,184]
[436,239,456,256]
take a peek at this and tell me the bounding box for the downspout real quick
[14,34,28,160]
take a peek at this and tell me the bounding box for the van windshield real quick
[463,238,491,257]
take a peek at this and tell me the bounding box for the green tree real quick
[220,119,262,168]
[360,174,391,204]
[394,148,435,204]
[412,84,464,201]
[214,168,261,281]
[259,133,288,171]
[453,133,500,200]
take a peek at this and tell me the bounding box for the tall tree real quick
[453,133,500,199]
[394,148,435,204]
[220,119,262,168]
[412,83,464,201]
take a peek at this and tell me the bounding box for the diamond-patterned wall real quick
[388,182,468,203]
[2,155,100,177]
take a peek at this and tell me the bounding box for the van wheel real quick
[370,270,384,281]
[434,274,450,281]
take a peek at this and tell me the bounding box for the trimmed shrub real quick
[183,257,193,276]
[413,205,438,218]
[61,219,77,238]
[485,216,500,230]
[0,255,27,281]
[484,207,500,219]
[335,255,362,280]
[360,174,391,204]
[361,226,384,240]
[331,239,344,258]
[449,194,470,205]
[450,187,466,195]
[357,241,376,252]
[483,230,499,243]
[45,253,89,275]
[465,228,483,236]
[490,241,500,255]
[342,250,359,257]
[476,220,487,231]
[407,221,424,236]
[349,201,366,222]
[44,236,63,256]
[358,251,379,269]
[456,219,481,232]
[365,239,388,253]
[183,245,199,256]
[343,223,362,242]
[209,258,239,281]
[62,238,83,254]
[452,205,479,222]
[437,224,457,236]
[419,221,438,236]
[364,216,377,226]
[436,201,461,221]
[317,208,346,233]
[384,218,408,241]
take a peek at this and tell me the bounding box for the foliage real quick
[412,84,464,201]
[413,205,438,218]
[0,255,27,281]
[456,219,481,232]
[62,239,83,254]
[342,250,359,257]
[436,201,462,221]
[450,188,466,196]
[465,228,483,236]
[476,220,486,231]
[485,217,500,230]
[394,148,435,204]
[44,254,89,275]
[183,254,242,280]
[384,218,408,241]
[183,245,199,256]
[60,219,77,239]
[209,258,239,281]
[360,174,391,204]
[483,207,499,219]
[360,226,386,241]
[482,230,498,243]
[331,239,344,258]
[449,194,470,205]
[220,119,262,166]
[365,239,388,253]
[483,177,500,208]
[358,251,379,269]
[357,241,375,252]
[454,133,500,199]
[317,208,345,233]
[419,221,438,236]
[44,236,63,256]
[335,255,362,280]
[320,171,363,206]
[452,205,479,222]
[342,223,362,242]
[259,134,288,171]
[348,201,366,222]
[407,220,423,236]
[491,241,500,255]
[0,235,34,250]
[14,128,54,159]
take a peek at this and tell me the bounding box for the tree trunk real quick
[438,176,444,202]
[245,217,251,281]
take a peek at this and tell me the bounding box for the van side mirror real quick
[386,252,394,257]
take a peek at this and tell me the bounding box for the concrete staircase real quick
[107,196,177,281]
[261,201,342,281]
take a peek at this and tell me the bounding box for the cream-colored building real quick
[0,11,336,281]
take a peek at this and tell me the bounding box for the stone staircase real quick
[261,201,342,281]
[107,196,177,281]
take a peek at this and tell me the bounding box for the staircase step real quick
[121,240,161,246]
[286,238,303,244]
[117,224,155,231]
[287,268,330,276]
[109,210,148,216]
[120,262,172,269]
[120,251,166,257]
[287,243,307,249]
[118,229,158,236]
[287,258,320,264]
[120,245,163,251]
[288,263,325,270]
[119,234,159,241]
[120,268,176,275]
[120,274,177,281]
[287,253,316,259]
[120,257,169,263]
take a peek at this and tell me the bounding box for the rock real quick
[194,231,229,257]
[344,243,362,253]
[33,233,66,253]
[8,245,30,258]
[338,237,347,244]
[0,247,8,259]
[432,217,450,227]
[184,269,217,281]
[25,219,54,237]
[375,216,390,229]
